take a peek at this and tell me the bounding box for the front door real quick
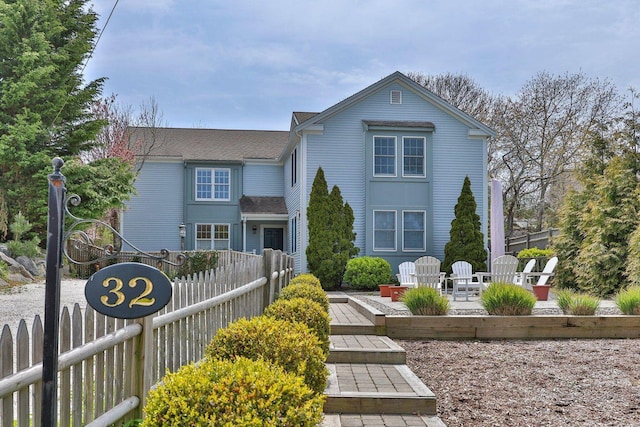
[264,227,284,251]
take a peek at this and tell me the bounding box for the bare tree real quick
[492,71,622,234]
[407,71,499,124]
[84,94,167,172]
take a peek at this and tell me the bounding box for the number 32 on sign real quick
[85,262,173,319]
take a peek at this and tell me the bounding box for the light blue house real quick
[122,71,495,274]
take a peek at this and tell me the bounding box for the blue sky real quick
[83,0,640,131]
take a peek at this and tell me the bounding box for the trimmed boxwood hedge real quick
[142,357,325,426]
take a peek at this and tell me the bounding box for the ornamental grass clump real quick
[288,273,322,288]
[481,282,536,315]
[142,357,325,427]
[264,297,331,355]
[616,286,640,315]
[205,316,328,394]
[401,287,450,315]
[556,289,600,315]
[279,282,329,313]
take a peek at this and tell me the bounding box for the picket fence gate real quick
[0,249,294,426]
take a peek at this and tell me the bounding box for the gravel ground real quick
[0,278,87,338]
[398,339,640,427]
[347,292,640,426]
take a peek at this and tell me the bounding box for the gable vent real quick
[390,90,402,104]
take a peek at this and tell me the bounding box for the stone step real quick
[329,297,386,336]
[323,363,436,416]
[327,335,406,364]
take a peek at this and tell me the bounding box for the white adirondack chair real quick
[521,256,558,290]
[451,260,481,301]
[396,261,417,287]
[514,258,537,287]
[476,254,519,292]
[414,256,446,295]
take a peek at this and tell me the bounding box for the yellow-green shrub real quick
[205,316,328,394]
[142,357,325,427]
[288,273,322,288]
[264,297,331,355]
[279,282,329,312]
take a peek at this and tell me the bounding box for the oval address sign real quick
[85,262,173,319]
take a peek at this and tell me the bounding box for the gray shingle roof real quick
[239,196,288,215]
[131,127,289,161]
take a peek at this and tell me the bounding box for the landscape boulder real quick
[16,256,44,277]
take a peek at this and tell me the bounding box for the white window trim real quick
[373,210,397,252]
[195,167,231,201]
[402,136,426,178]
[402,210,426,252]
[373,136,397,177]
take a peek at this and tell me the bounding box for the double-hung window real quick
[373,137,396,176]
[373,210,396,251]
[196,168,230,201]
[403,137,426,177]
[196,224,230,250]
[403,211,426,251]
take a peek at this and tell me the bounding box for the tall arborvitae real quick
[442,176,487,273]
[306,167,359,289]
[306,167,333,286]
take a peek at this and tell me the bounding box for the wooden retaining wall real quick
[385,315,640,340]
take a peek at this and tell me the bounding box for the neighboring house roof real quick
[240,196,288,216]
[131,127,289,162]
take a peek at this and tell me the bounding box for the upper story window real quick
[373,136,396,176]
[196,168,230,201]
[373,210,396,251]
[403,137,426,177]
[291,148,298,186]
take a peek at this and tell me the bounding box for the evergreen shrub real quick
[264,297,330,355]
[176,250,218,278]
[401,287,450,315]
[288,273,322,288]
[442,176,487,274]
[279,282,329,312]
[205,316,328,394]
[343,257,392,290]
[616,286,640,315]
[481,282,536,315]
[142,357,325,426]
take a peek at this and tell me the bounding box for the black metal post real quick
[41,157,66,426]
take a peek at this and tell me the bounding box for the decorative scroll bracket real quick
[63,194,186,267]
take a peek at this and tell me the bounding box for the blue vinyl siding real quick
[244,164,284,196]
[184,162,243,251]
[122,161,184,251]
[301,82,487,273]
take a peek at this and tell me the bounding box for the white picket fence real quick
[0,249,294,426]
